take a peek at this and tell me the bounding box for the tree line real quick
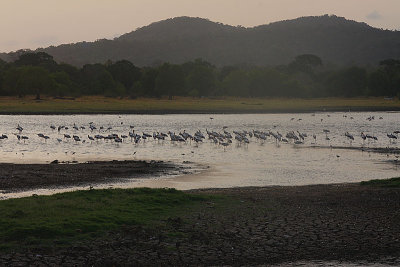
[0,52,399,99]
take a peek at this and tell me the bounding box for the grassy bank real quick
[0,96,398,114]
[1,178,399,252]
[1,183,400,265]
[360,177,400,187]
[0,188,216,251]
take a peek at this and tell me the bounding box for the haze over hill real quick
[1,15,399,67]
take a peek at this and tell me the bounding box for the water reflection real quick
[0,112,399,193]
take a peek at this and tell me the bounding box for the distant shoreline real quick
[1,108,400,115]
[0,96,399,115]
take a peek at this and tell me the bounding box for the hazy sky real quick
[0,0,399,52]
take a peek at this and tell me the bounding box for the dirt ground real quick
[0,160,182,192]
[1,183,399,266]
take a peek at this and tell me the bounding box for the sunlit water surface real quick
[1,112,400,197]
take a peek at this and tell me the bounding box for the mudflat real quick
[0,160,179,192]
[1,184,399,266]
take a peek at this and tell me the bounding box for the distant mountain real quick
[1,15,399,66]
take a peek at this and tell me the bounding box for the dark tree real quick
[155,63,185,99]
[0,59,6,94]
[368,70,390,96]
[326,66,367,97]
[248,68,294,97]
[0,50,398,99]
[3,66,54,98]
[80,64,122,95]
[218,66,239,82]
[184,59,216,96]
[289,54,323,74]
[140,68,159,97]
[14,52,58,72]
[378,59,400,96]
[50,71,75,97]
[58,63,80,80]
[380,59,400,68]
[106,60,142,91]
[221,69,250,97]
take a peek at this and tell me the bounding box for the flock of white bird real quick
[5,115,399,151]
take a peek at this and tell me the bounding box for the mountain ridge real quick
[1,15,399,66]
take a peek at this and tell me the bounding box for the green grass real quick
[0,95,398,114]
[0,188,214,251]
[360,177,400,187]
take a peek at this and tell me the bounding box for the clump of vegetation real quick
[0,52,400,100]
[360,177,400,187]
[0,188,211,251]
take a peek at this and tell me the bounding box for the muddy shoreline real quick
[0,161,399,265]
[1,184,399,266]
[0,160,184,193]
[309,144,400,156]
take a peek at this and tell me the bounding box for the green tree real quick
[106,60,142,93]
[58,63,80,82]
[248,67,297,97]
[50,71,75,97]
[221,69,250,97]
[325,67,367,97]
[80,64,122,95]
[0,59,6,94]
[3,66,55,98]
[185,60,216,96]
[377,59,400,96]
[289,54,322,74]
[368,70,390,96]
[140,68,159,97]
[14,52,58,72]
[155,63,185,99]
[218,66,238,82]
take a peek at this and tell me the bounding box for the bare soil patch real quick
[0,160,179,192]
[2,184,399,266]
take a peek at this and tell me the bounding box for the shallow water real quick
[0,112,399,194]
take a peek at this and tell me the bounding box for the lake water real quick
[1,112,400,196]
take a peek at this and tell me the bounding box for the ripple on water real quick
[0,112,399,192]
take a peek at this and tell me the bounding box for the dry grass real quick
[0,96,398,114]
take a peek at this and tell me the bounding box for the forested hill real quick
[1,15,400,67]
